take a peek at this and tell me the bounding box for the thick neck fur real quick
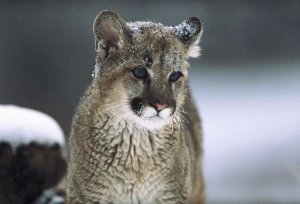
[73,82,181,177]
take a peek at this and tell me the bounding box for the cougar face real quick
[93,12,202,130]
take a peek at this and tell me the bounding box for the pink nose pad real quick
[154,103,168,111]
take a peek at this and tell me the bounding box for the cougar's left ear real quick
[93,10,130,59]
[172,17,203,58]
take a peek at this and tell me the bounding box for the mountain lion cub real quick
[67,10,205,204]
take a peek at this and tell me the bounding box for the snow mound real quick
[0,105,65,150]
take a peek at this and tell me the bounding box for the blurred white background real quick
[190,61,300,203]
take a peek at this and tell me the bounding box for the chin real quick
[132,106,173,131]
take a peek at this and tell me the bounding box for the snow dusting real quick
[0,105,65,150]
[173,22,198,41]
[127,21,164,38]
[92,64,101,78]
[127,20,201,59]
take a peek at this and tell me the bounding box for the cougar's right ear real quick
[172,17,203,58]
[93,10,130,58]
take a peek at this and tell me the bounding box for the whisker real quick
[173,115,181,128]
[177,111,189,124]
[97,100,130,109]
[99,103,129,110]
[170,117,174,132]
[177,106,191,119]
[116,111,131,125]
[96,104,129,115]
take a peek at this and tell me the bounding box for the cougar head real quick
[93,10,203,131]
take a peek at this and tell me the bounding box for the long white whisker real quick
[177,111,188,124]
[97,100,130,110]
[97,104,129,115]
[173,114,181,128]
[115,111,131,125]
[100,103,128,110]
[170,117,174,132]
[177,106,189,116]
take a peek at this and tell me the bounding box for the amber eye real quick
[169,71,182,82]
[132,67,148,79]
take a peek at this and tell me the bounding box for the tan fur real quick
[66,10,205,204]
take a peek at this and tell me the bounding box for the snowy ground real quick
[190,61,300,203]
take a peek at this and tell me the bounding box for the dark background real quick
[1,1,300,203]
[1,0,299,133]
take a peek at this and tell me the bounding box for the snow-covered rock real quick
[0,105,67,204]
[0,105,65,150]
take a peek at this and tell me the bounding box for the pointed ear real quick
[93,10,130,58]
[172,17,203,58]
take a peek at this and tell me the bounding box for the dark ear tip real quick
[186,16,202,33]
[173,16,203,42]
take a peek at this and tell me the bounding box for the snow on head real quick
[127,20,201,58]
[0,105,65,150]
[127,21,164,38]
